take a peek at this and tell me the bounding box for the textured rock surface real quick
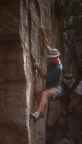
[47,99,61,126]
[56,138,75,144]
[67,116,81,143]
[0,0,66,144]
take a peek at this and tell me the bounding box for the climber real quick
[30,25,63,121]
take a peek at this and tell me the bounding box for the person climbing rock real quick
[30,25,63,121]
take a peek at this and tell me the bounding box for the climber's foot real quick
[30,112,44,122]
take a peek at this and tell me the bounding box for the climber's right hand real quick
[41,25,45,34]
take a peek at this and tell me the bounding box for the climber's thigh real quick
[41,86,60,98]
[41,89,54,98]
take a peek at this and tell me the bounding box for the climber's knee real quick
[41,91,46,97]
[41,89,53,98]
[35,86,47,95]
[35,87,43,95]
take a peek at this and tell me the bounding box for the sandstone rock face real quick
[0,0,66,144]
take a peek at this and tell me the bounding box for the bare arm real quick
[38,69,46,79]
[41,25,51,52]
[33,62,46,79]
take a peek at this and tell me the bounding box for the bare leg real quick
[35,86,47,107]
[37,89,54,113]
[30,88,54,121]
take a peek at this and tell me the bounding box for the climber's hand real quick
[41,25,45,34]
[33,62,40,70]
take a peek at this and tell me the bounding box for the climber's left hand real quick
[33,62,40,70]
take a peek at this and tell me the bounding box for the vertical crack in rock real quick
[34,0,41,18]
[55,0,63,21]
[28,4,31,50]
[28,3,35,63]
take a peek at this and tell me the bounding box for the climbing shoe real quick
[30,112,44,122]
[40,112,44,118]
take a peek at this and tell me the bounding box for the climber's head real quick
[47,49,60,58]
[47,49,61,64]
